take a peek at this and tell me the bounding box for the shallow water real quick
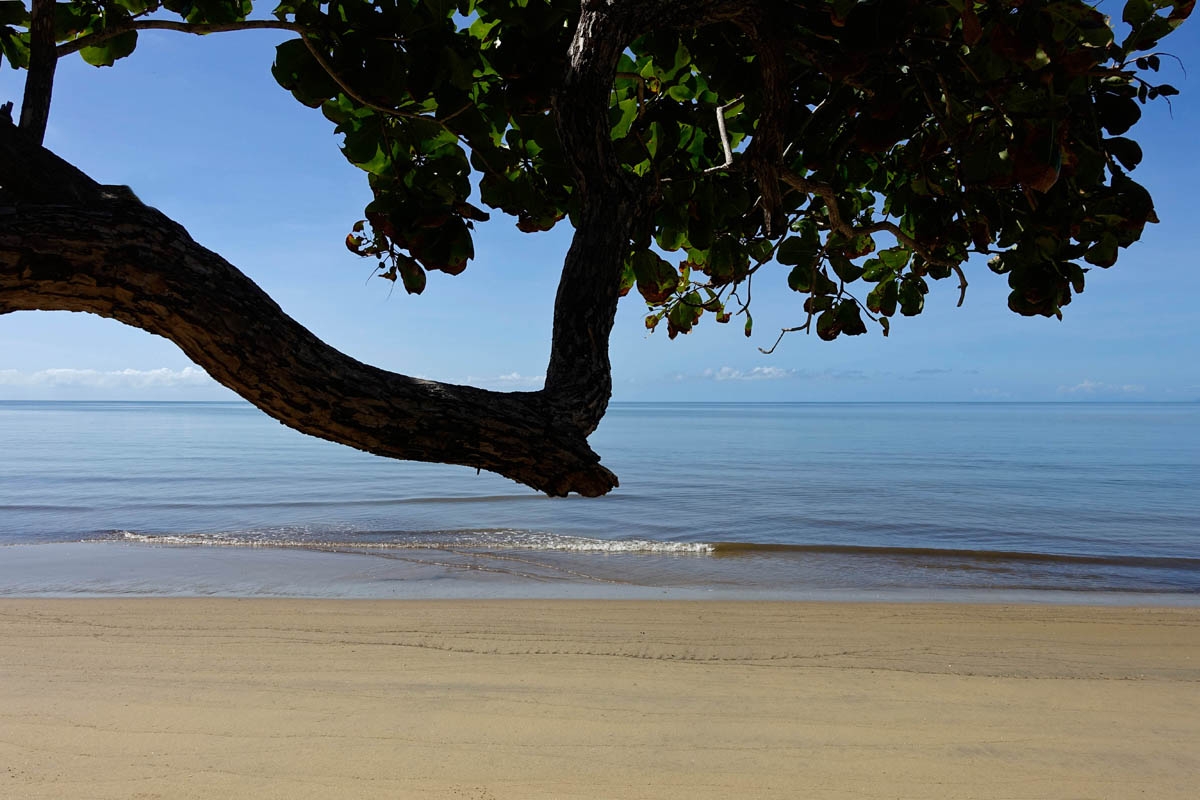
[2,401,1198,599]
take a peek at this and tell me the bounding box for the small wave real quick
[110,529,715,554]
[103,531,1200,574]
[708,542,1200,570]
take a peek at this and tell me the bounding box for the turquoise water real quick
[1,401,1198,600]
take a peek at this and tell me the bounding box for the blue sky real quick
[2,10,1198,402]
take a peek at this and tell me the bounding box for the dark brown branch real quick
[545,2,643,434]
[2,0,753,492]
[0,117,103,204]
[56,19,308,58]
[19,0,57,145]
[541,0,752,433]
[740,13,789,237]
[0,199,617,496]
[0,119,616,497]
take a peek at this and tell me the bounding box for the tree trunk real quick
[0,119,617,496]
[0,1,751,495]
[17,0,57,145]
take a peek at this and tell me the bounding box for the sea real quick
[1,400,1198,603]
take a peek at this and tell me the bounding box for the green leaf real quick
[631,250,678,305]
[0,2,29,26]
[777,235,819,268]
[1123,0,1155,27]
[898,277,927,316]
[1095,91,1142,136]
[787,263,815,293]
[0,25,30,69]
[272,38,339,108]
[1084,233,1120,268]
[746,238,774,263]
[706,237,750,284]
[815,309,839,341]
[804,294,835,314]
[867,279,898,317]
[846,234,875,258]
[877,247,912,271]
[860,258,892,283]
[836,300,868,336]
[618,259,636,298]
[666,292,703,339]
[829,252,864,283]
[666,82,694,102]
[1105,138,1143,171]
[396,255,427,295]
[813,269,839,296]
[80,31,139,67]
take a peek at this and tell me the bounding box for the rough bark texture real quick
[545,1,642,434]
[0,1,755,495]
[0,190,618,496]
[18,0,57,145]
[543,0,748,434]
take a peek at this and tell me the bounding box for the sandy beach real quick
[1,600,1197,799]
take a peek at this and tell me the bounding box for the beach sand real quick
[1,600,1197,799]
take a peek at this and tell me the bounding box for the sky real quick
[2,7,1199,403]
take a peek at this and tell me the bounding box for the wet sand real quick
[1,599,1197,799]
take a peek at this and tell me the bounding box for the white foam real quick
[111,529,714,554]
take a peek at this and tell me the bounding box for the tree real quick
[0,0,1189,495]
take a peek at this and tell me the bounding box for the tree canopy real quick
[0,0,1190,495]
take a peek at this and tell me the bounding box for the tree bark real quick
[545,1,642,434]
[0,119,617,496]
[0,1,753,494]
[18,0,57,145]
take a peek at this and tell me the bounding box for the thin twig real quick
[298,37,503,181]
[759,324,809,355]
[702,97,744,174]
[299,37,404,118]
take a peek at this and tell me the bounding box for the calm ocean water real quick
[1,400,1198,600]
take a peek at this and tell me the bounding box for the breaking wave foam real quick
[110,529,716,554]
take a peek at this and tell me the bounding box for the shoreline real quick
[3,541,1200,605]
[2,598,1198,799]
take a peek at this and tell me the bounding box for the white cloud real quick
[0,366,215,389]
[1057,379,1145,395]
[464,371,545,389]
[703,366,796,381]
[698,366,871,382]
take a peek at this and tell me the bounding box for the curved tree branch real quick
[543,0,748,434]
[56,19,309,58]
[0,119,617,496]
[544,1,642,434]
[2,0,754,492]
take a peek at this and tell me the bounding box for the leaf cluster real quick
[7,0,1189,330]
